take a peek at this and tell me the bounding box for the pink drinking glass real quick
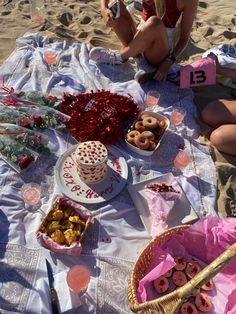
[21,182,42,207]
[170,106,186,132]
[43,49,58,71]
[173,150,192,172]
[146,90,160,111]
[66,265,91,294]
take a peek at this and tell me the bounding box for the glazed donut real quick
[135,121,146,132]
[185,261,201,279]
[201,279,214,291]
[134,134,150,150]
[181,302,198,314]
[159,119,167,129]
[174,256,187,271]
[126,130,140,145]
[195,292,212,312]
[141,130,155,141]
[140,112,151,120]
[172,271,187,287]
[148,140,156,151]
[142,116,159,129]
[153,276,169,294]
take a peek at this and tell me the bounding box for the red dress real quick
[141,0,181,28]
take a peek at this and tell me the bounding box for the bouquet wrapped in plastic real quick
[0,135,38,172]
[0,123,50,154]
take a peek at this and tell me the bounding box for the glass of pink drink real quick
[21,183,42,207]
[146,90,160,111]
[43,49,57,71]
[170,106,186,131]
[66,265,91,294]
[173,150,192,170]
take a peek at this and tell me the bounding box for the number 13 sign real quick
[180,56,216,89]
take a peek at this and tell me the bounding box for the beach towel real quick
[0,32,217,313]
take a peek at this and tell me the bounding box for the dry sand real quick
[0,0,236,217]
[0,0,235,65]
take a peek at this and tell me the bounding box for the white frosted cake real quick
[75,141,108,184]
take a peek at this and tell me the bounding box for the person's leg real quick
[201,99,236,128]
[119,16,169,66]
[111,1,137,46]
[210,124,236,156]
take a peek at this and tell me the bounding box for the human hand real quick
[153,59,172,81]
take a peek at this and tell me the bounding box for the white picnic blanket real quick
[0,32,217,314]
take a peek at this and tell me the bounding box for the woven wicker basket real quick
[128,224,236,314]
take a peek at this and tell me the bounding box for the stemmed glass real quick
[172,149,192,176]
[43,49,58,71]
[145,90,160,112]
[170,106,186,133]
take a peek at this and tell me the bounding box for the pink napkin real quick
[143,184,182,238]
[180,56,216,88]
[137,246,176,303]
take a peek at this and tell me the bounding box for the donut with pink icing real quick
[185,261,201,279]
[201,279,214,291]
[153,276,169,294]
[195,292,212,312]
[172,271,187,287]
[75,141,108,184]
[181,302,198,314]
[174,256,187,271]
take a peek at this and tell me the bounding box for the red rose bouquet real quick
[60,90,140,144]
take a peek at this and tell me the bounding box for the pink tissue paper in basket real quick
[137,216,236,314]
[36,196,92,256]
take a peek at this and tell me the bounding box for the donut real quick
[135,121,146,132]
[142,116,159,129]
[195,292,212,312]
[153,276,169,294]
[140,112,151,120]
[185,261,201,279]
[163,269,173,278]
[148,140,156,151]
[174,256,187,271]
[134,134,150,150]
[181,302,198,314]
[172,271,187,287]
[201,279,214,291]
[141,130,155,141]
[126,130,140,145]
[159,119,167,129]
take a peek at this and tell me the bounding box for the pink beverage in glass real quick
[66,265,91,293]
[174,150,192,169]
[21,183,42,206]
[170,107,186,125]
[44,49,57,65]
[146,90,160,108]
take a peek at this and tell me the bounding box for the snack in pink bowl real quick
[36,195,92,256]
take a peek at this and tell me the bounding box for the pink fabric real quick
[136,217,236,313]
[144,189,182,238]
[180,56,216,88]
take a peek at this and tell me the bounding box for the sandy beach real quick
[0,0,236,218]
[0,0,235,66]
